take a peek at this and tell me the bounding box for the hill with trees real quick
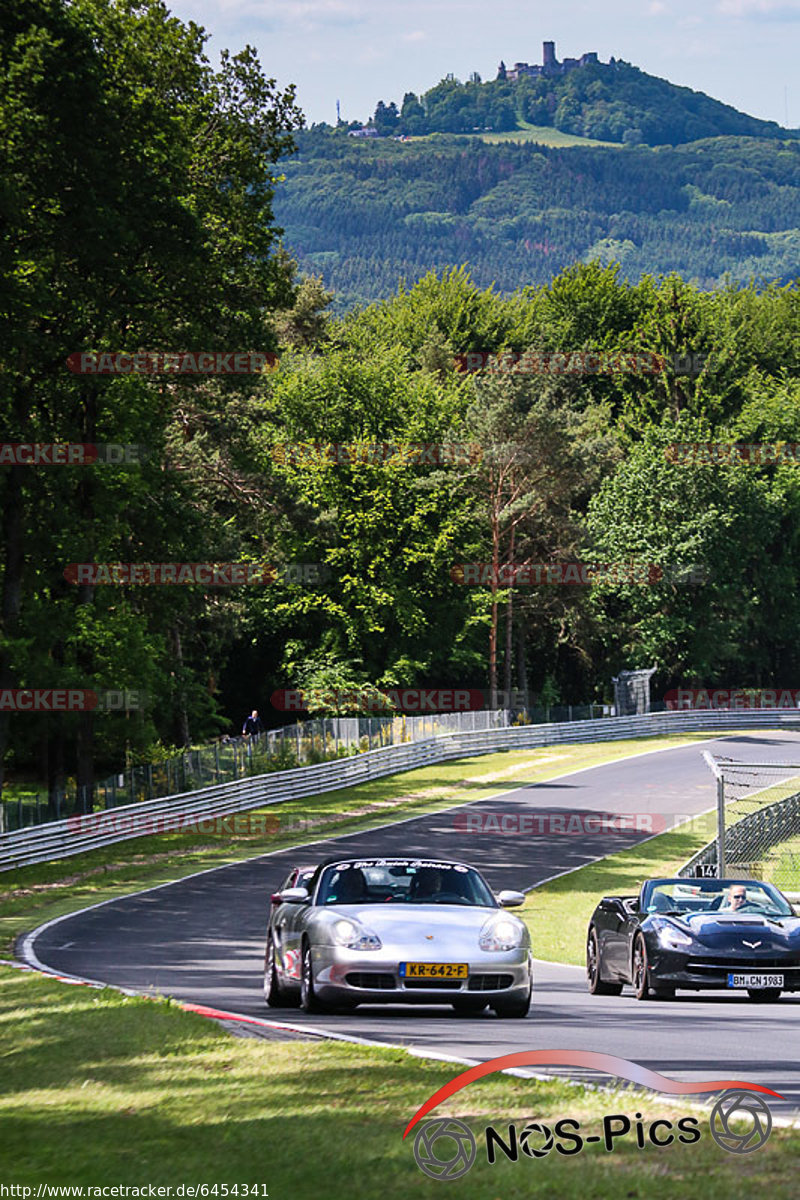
[365,59,792,146]
[273,131,800,309]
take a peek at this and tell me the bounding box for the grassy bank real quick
[0,965,796,1194]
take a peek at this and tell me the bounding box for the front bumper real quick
[648,947,800,991]
[311,946,533,1005]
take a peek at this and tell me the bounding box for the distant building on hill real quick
[348,126,379,138]
[502,41,600,82]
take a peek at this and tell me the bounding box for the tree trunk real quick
[75,393,97,814]
[0,464,25,794]
[173,625,191,747]
[488,504,500,711]
[503,526,515,709]
[516,619,529,712]
[47,727,66,820]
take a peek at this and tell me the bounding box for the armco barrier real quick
[2,708,800,872]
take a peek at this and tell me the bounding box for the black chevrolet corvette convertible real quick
[587,876,800,1001]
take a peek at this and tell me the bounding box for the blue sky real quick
[171,0,799,129]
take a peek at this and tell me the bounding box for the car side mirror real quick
[276,886,310,904]
[497,889,525,908]
[599,897,627,917]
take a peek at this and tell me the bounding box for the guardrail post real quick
[716,775,726,877]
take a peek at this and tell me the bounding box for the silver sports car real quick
[264,856,533,1017]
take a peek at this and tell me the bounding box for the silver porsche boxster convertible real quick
[264,856,533,1017]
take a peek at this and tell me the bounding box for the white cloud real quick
[647,2,669,14]
[401,30,427,42]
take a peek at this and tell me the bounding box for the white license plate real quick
[727,973,784,988]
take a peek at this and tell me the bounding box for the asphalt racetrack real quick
[24,731,800,1118]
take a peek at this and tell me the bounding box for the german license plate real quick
[727,973,784,988]
[400,962,468,980]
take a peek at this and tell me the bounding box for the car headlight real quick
[332,918,382,950]
[479,915,524,952]
[651,918,693,950]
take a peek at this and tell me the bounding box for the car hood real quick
[670,912,800,948]
[323,903,506,937]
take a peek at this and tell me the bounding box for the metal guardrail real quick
[3,707,800,872]
[2,706,612,833]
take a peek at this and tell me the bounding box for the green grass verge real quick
[520,810,718,966]
[1,966,796,1193]
[473,121,619,147]
[1,732,725,958]
[752,832,800,891]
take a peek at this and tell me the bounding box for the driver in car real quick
[411,867,446,901]
[721,884,760,911]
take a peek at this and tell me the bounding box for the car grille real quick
[344,972,395,990]
[686,956,800,972]
[403,978,463,990]
[468,974,515,991]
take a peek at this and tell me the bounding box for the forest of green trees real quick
[4,0,800,808]
[274,131,800,309]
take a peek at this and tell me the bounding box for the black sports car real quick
[587,876,800,1001]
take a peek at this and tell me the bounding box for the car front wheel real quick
[587,928,623,996]
[264,934,291,1008]
[300,940,327,1014]
[633,935,653,1001]
[492,972,532,1018]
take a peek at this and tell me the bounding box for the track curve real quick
[23,731,800,1118]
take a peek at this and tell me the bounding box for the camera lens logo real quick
[709,1090,773,1154]
[519,1121,555,1158]
[413,1117,477,1179]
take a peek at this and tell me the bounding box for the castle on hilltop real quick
[499,41,603,83]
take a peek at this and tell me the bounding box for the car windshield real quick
[645,879,793,918]
[316,859,496,907]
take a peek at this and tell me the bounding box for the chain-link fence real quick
[683,753,800,891]
[0,703,609,834]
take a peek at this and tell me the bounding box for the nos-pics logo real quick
[412,1092,773,1179]
[405,1052,781,1180]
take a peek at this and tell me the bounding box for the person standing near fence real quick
[242,709,264,738]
